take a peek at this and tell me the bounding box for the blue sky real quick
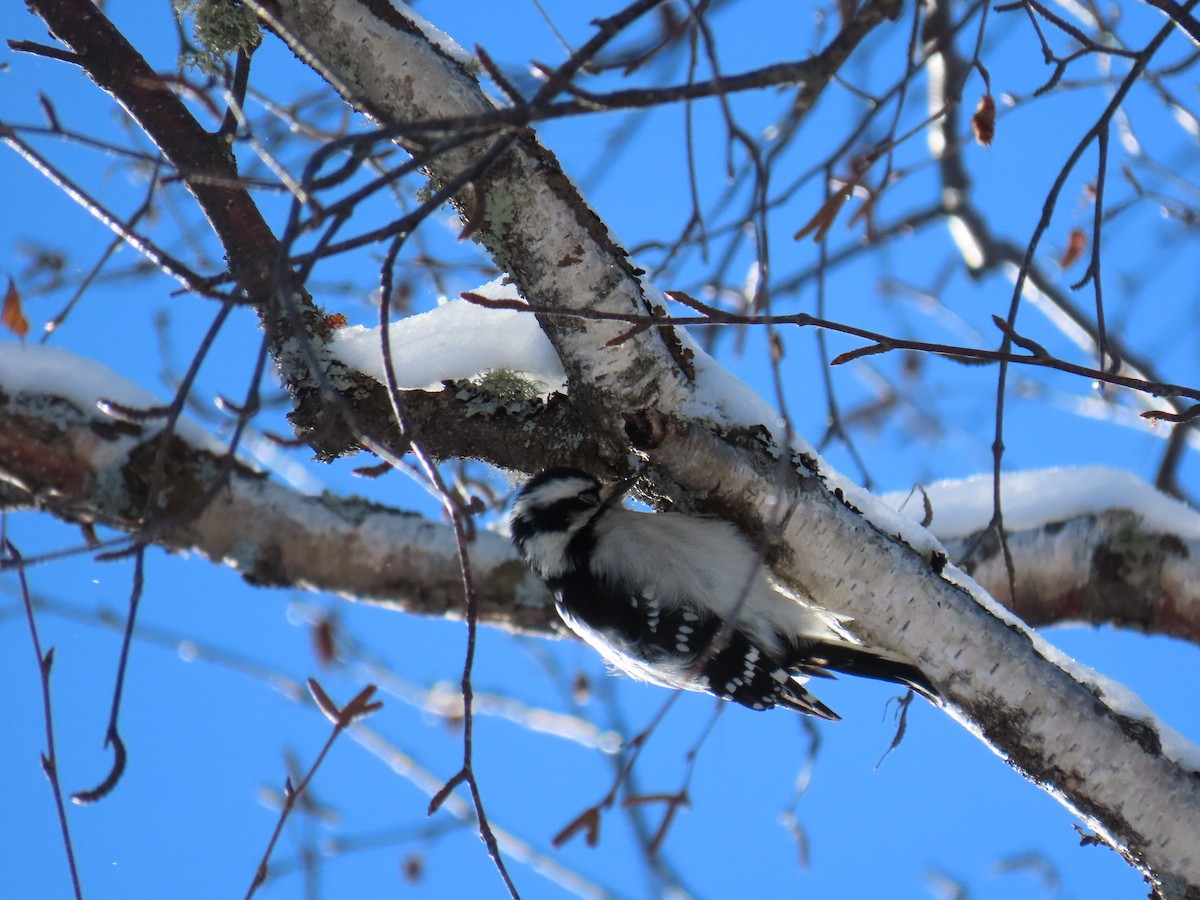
[3,1,1199,898]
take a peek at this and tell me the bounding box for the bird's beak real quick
[599,467,645,508]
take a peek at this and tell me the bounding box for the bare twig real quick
[3,539,83,900]
[245,681,383,899]
[71,545,146,804]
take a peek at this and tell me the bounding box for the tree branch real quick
[1142,0,1200,45]
[0,373,558,635]
[641,420,1200,894]
[946,511,1200,644]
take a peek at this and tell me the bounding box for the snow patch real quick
[882,467,1200,541]
[329,279,566,395]
[0,342,224,454]
[389,0,476,67]
[645,285,789,435]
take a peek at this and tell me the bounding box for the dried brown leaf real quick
[312,617,337,667]
[1059,228,1087,269]
[794,182,855,243]
[402,853,424,885]
[2,277,29,339]
[972,93,996,146]
[768,332,785,363]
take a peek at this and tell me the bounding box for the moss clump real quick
[175,0,261,73]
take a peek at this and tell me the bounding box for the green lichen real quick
[474,369,543,404]
[274,335,352,394]
[416,181,438,205]
[475,191,517,271]
[174,0,262,73]
[322,48,362,87]
[450,370,550,418]
[484,191,516,236]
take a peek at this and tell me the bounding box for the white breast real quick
[588,508,833,652]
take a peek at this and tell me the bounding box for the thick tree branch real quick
[260,0,682,459]
[20,0,277,297]
[260,0,903,462]
[641,421,1200,894]
[0,376,558,635]
[946,512,1200,644]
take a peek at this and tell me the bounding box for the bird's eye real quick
[581,489,600,505]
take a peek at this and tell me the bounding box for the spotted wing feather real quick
[553,568,841,719]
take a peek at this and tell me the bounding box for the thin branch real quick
[0,127,214,295]
[375,227,520,897]
[986,0,1195,605]
[461,291,1200,405]
[71,545,145,804]
[245,681,382,898]
[1141,0,1200,45]
[3,539,83,900]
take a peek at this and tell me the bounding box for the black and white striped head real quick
[510,468,611,580]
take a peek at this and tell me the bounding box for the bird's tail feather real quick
[777,685,842,721]
[792,641,939,703]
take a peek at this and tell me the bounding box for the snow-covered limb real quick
[0,344,557,634]
[262,0,904,463]
[329,284,566,396]
[644,422,1200,890]
[887,470,1200,645]
[337,296,1200,642]
[261,0,688,452]
[945,511,1200,642]
[254,4,1200,890]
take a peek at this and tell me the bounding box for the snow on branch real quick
[0,343,557,634]
[886,469,1200,644]
[647,422,1200,891]
[329,282,565,396]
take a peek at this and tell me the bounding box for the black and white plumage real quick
[510,467,937,720]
